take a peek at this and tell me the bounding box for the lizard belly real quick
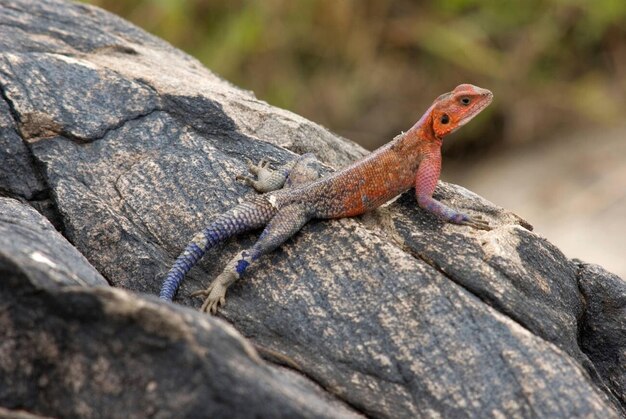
[274,144,417,219]
[346,181,410,216]
[311,162,414,218]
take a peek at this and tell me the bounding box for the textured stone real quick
[578,262,626,408]
[0,220,359,418]
[0,197,106,287]
[0,0,624,418]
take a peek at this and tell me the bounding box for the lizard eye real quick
[461,97,471,105]
[440,114,450,124]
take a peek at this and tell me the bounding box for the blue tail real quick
[159,196,276,301]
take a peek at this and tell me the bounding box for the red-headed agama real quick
[160,84,493,314]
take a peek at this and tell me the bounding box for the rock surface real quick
[0,1,624,418]
[0,198,360,419]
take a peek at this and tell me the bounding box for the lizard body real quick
[160,84,493,313]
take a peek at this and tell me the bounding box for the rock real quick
[0,197,106,287]
[0,0,624,417]
[577,262,626,408]
[0,203,360,418]
[0,406,52,419]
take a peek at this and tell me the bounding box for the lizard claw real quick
[242,157,255,171]
[461,214,492,231]
[191,281,228,314]
[241,157,275,180]
[235,174,254,185]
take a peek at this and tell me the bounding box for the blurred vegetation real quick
[81,0,626,155]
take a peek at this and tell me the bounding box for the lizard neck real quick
[392,106,442,154]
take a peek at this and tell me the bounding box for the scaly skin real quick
[160,84,493,313]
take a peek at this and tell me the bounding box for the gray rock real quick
[0,90,46,201]
[0,197,106,287]
[0,406,53,419]
[0,0,624,417]
[0,214,360,418]
[578,262,626,408]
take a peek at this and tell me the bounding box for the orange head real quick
[430,84,493,138]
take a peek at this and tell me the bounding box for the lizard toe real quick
[470,218,492,231]
[190,289,207,298]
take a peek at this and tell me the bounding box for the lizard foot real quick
[190,281,228,314]
[461,215,492,231]
[236,157,287,193]
[236,157,270,183]
[246,157,273,174]
[235,174,255,187]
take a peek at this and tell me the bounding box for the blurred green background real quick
[81,0,626,276]
[80,0,625,150]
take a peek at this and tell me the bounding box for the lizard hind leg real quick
[159,196,276,301]
[191,204,310,314]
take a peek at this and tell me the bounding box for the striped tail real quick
[159,196,276,301]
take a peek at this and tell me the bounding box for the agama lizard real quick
[160,84,493,313]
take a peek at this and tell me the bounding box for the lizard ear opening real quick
[433,112,454,138]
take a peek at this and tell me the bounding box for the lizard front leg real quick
[191,204,310,313]
[283,153,321,187]
[415,149,490,230]
[237,153,322,193]
[236,158,295,193]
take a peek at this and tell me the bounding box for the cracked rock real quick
[0,199,360,418]
[0,0,624,418]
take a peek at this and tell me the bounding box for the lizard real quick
[159,83,493,314]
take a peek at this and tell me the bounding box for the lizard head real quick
[431,84,493,138]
